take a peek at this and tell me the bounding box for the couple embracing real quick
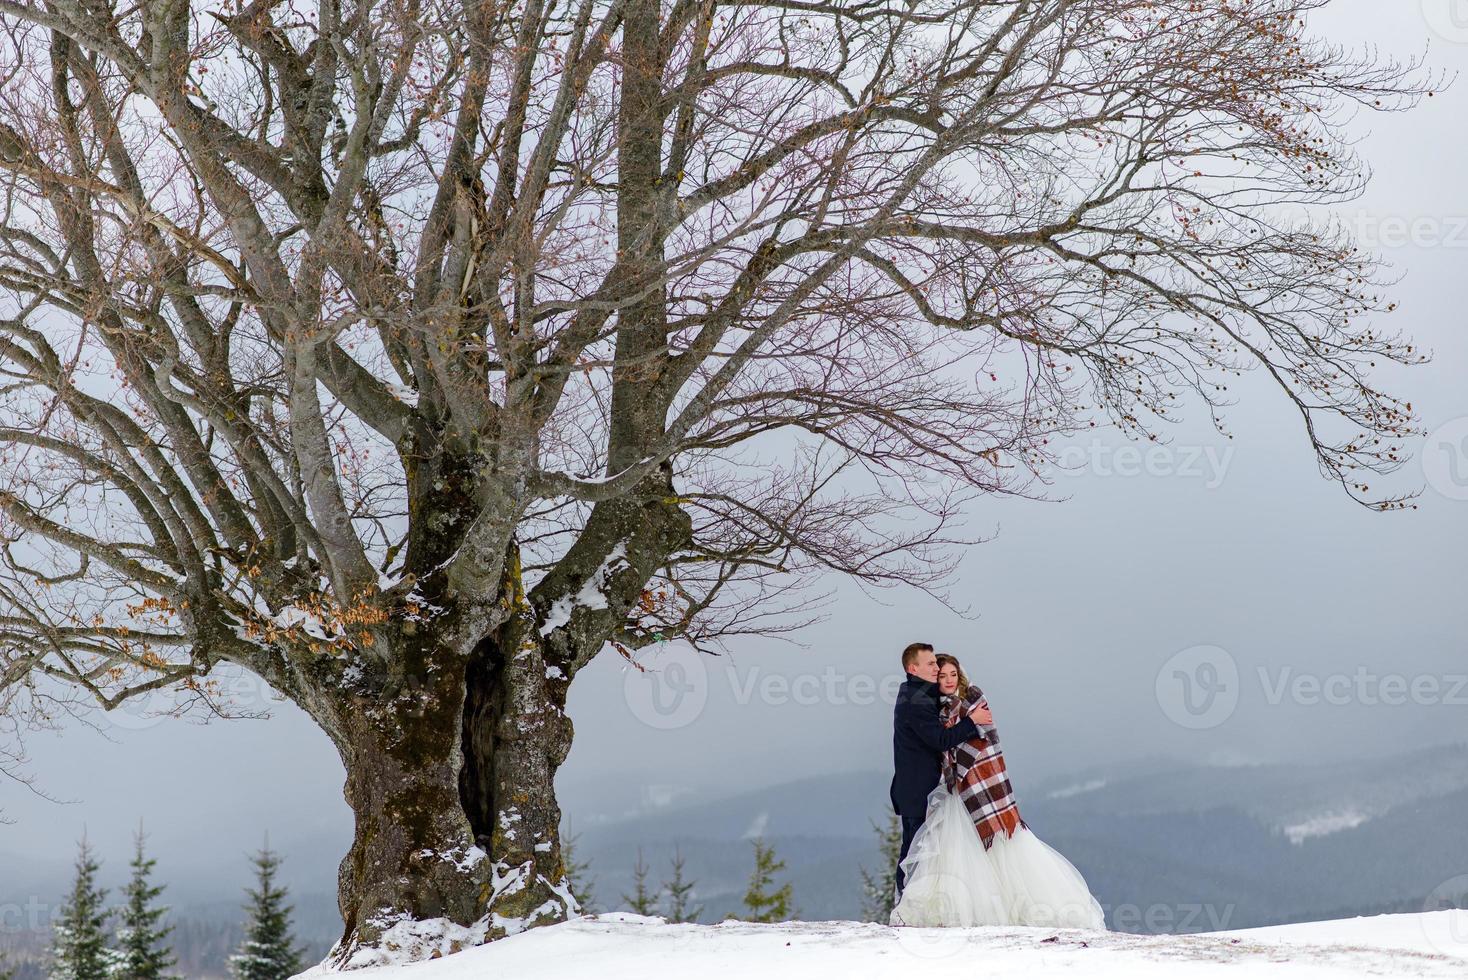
[888,642,1106,930]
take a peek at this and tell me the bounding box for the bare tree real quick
[0,0,1432,965]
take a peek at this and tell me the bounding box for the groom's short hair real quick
[901,642,934,669]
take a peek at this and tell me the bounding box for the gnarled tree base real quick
[314,621,578,970]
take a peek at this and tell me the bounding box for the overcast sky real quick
[3,0,1467,874]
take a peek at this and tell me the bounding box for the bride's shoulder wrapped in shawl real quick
[939,683,1025,847]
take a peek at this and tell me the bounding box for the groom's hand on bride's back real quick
[968,704,993,725]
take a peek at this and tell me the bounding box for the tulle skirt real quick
[889,782,1106,930]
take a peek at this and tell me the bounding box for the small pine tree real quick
[858,811,903,922]
[116,828,176,980]
[733,838,794,923]
[49,836,116,980]
[229,844,304,980]
[619,847,659,915]
[661,846,702,924]
[562,825,598,915]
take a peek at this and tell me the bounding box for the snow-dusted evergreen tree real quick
[619,848,658,915]
[49,837,115,980]
[115,830,175,980]
[0,0,1435,961]
[229,846,304,980]
[858,812,903,923]
[561,827,597,915]
[733,839,794,923]
[662,847,702,924]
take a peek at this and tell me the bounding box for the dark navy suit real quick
[889,673,980,897]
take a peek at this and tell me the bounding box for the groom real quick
[889,641,992,898]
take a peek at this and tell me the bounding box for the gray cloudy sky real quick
[3,0,1467,874]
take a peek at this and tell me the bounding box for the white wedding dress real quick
[889,779,1106,929]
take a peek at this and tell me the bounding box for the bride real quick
[889,653,1106,930]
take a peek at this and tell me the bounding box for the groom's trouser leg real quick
[895,812,924,896]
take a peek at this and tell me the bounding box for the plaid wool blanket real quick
[939,683,1026,848]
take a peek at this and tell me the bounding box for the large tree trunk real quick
[309,0,676,951]
[322,603,576,967]
[461,585,578,934]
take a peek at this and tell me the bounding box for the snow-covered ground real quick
[299,910,1468,979]
[1282,808,1372,844]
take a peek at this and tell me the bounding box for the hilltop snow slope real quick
[299,910,1468,979]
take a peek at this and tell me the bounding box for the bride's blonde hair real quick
[935,653,971,696]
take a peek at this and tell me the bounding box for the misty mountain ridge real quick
[3,741,1466,976]
[562,741,1468,930]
